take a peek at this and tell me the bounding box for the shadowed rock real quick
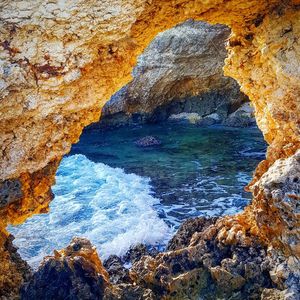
[21,238,110,300]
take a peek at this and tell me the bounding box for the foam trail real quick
[9,154,172,269]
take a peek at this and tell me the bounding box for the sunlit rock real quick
[0,0,299,298]
[100,20,247,126]
[21,238,110,300]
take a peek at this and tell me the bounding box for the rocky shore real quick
[1,1,299,299]
[20,216,295,300]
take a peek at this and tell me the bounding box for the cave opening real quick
[8,21,267,271]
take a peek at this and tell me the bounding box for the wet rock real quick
[197,113,222,126]
[261,287,300,300]
[104,245,159,285]
[123,244,159,264]
[21,238,110,300]
[134,136,161,147]
[104,283,156,300]
[129,217,274,299]
[167,217,218,251]
[104,255,131,284]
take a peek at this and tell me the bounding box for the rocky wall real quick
[0,0,299,298]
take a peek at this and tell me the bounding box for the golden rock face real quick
[0,0,299,296]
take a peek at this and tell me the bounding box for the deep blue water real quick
[9,123,266,268]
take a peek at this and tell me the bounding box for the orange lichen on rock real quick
[21,238,110,299]
[0,0,299,298]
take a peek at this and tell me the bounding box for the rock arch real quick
[0,0,299,296]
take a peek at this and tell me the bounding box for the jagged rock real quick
[134,136,161,147]
[223,103,256,127]
[104,283,156,300]
[123,244,159,264]
[21,238,110,300]
[167,217,218,251]
[0,233,32,300]
[129,217,274,299]
[100,20,248,127]
[261,287,300,300]
[0,179,23,208]
[103,245,159,285]
[103,255,132,285]
[0,1,300,298]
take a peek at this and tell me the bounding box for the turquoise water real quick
[72,124,267,226]
[9,124,266,268]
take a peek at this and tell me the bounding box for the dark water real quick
[72,123,267,228]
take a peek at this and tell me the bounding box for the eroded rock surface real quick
[21,238,110,300]
[0,0,300,298]
[100,20,248,127]
[0,234,31,300]
[22,219,277,299]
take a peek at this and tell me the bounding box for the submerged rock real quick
[134,136,161,147]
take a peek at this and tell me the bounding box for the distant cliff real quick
[100,21,253,128]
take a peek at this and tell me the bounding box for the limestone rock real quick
[0,233,31,300]
[100,20,248,126]
[251,150,300,256]
[0,0,300,298]
[168,112,202,124]
[197,112,222,126]
[104,255,132,285]
[167,217,218,251]
[122,244,159,264]
[21,237,110,300]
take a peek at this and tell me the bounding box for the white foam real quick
[9,154,172,269]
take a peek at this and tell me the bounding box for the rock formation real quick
[99,20,249,127]
[0,0,299,298]
[21,238,110,300]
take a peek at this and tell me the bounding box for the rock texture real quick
[21,219,276,299]
[21,238,110,300]
[99,20,248,127]
[0,234,31,300]
[0,0,300,298]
